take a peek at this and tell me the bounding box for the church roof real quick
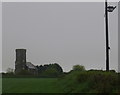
[26,62,36,69]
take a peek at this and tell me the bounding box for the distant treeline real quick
[2,64,117,78]
[2,63,64,78]
[36,63,63,77]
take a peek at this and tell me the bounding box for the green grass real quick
[2,78,63,93]
[2,71,120,93]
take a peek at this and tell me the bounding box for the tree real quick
[6,68,14,74]
[73,65,85,71]
[17,69,33,75]
[43,68,59,77]
[36,63,63,77]
[52,63,63,73]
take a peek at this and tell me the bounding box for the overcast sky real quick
[2,2,118,72]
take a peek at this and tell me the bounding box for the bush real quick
[6,68,14,74]
[73,65,85,71]
[37,63,63,77]
[76,71,118,93]
[16,70,33,75]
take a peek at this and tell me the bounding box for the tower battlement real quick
[15,49,26,63]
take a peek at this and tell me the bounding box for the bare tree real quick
[6,68,14,74]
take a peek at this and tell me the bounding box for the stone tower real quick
[15,49,27,74]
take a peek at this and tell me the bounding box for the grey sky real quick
[2,2,118,72]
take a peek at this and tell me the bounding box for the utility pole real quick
[105,0,109,71]
[105,0,116,71]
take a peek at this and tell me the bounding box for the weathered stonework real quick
[15,49,37,75]
[15,49,27,74]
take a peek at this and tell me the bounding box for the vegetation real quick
[58,70,119,93]
[2,64,120,93]
[2,78,62,93]
[72,65,85,71]
[36,63,63,77]
[6,68,14,74]
[3,63,63,78]
[16,69,34,75]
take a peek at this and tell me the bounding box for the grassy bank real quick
[57,71,119,93]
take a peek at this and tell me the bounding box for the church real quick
[15,49,38,75]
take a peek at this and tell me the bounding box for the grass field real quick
[2,71,120,93]
[2,78,63,93]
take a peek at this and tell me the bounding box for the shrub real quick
[17,70,33,75]
[73,65,85,71]
[6,68,14,74]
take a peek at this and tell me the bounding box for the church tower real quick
[15,49,27,74]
